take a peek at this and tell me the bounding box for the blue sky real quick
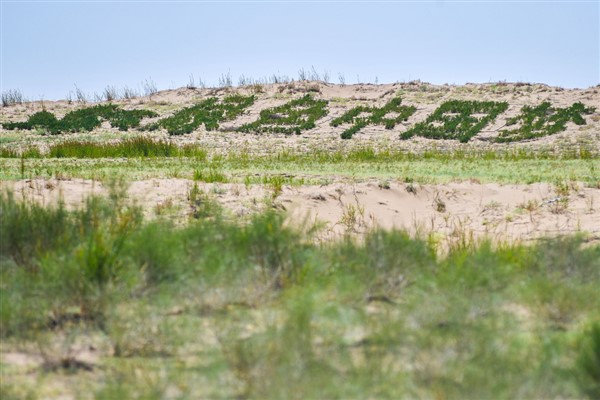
[1,1,599,100]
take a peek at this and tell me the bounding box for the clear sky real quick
[1,0,599,100]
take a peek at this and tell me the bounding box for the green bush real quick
[401,100,508,143]
[330,97,416,139]
[495,102,596,142]
[238,95,328,135]
[144,95,255,135]
[1,105,157,134]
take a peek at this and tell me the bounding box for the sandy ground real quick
[4,178,599,246]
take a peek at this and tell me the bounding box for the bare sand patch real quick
[4,178,598,246]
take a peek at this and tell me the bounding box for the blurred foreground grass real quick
[1,185,599,399]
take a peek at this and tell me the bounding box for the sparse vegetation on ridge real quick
[401,100,509,143]
[1,89,26,107]
[494,102,596,143]
[143,94,255,135]
[238,94,328,135]
[330,97,416,139]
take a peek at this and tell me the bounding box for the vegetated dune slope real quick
[2,81,599,154]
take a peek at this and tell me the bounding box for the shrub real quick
[103,86,120,102]
[144,95,255,135]
[494,102,596,142]
[238,95,328,135]
[330,97,416,139]
[401,100,508,143]
[1,105,158,134]
[1,89,25,107]
[142,78,158,97]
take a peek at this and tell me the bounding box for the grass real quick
[495,102,596,143]
[0,137,207,159]
[143,94,255,135]
[48,137,207,158]
[401,100,509,143]
[1,147,598,185]
[1,189,599,398]
[238,94,328,135]
[330,97,416,139]
[1,104,158,134]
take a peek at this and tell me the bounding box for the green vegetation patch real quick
[1,105,158,134]
[330,97,416,139]
[401,100,509,143]
[238,94,328,135]
[46,137,207,158]
[144,94,255,135]
[494,102,596,143]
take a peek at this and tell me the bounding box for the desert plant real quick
[401,100,509,143]
[298,68,308,81]
[330,97,416,139]
[495,102,596,142]
[269,73,291,84]
[238,95,328,135]
[186,74,196,89]
[1,89,25,107]
[219,70,233,88]
[2,104,158,134]
[144,94,254,135]
[103,86,119,102]
[122,86,139,100]
[141,78,158,97]
[73,84,88,104]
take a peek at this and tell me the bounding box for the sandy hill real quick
[2,81,599,155]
